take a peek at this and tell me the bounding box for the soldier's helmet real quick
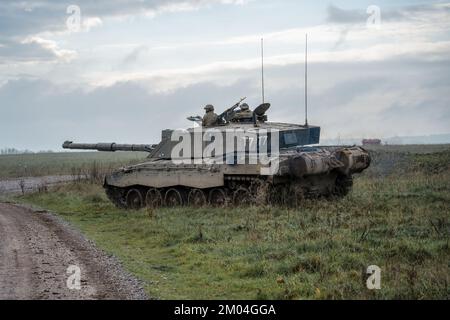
[240,103,250,111]
[204,104,214,112]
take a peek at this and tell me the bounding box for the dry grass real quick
[0,151,147,179]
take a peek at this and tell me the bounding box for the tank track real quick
[103,173,354,210]
[105,185,128,209]
[334,174,353,197]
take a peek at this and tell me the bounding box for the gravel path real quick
[0,202,148,300]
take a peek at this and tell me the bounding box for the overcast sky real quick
[0,0,449,151]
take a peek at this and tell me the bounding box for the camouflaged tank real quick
[63,100,370,209]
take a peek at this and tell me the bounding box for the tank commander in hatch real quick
[239,103,253,116]
[202,104,219,127]
[232,103,254,122]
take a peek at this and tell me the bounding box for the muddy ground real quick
[0,202,148,300]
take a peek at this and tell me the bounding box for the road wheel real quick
[232,187,254,206]
[250,179,269,204]
[188,189,207,207]
[126,188,144,210]
[209,188,228,207]
[145,188,163,208]
[164,188,184,207]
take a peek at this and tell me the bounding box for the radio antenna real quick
[261,38,265,104]
[304,34,308,127]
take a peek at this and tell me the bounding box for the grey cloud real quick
[0,0,243,63]
[0,0,243,38]
[0,38,74,62]
[326,3,450,53]
[121,45,149,67]
[1,57,449,151]
[0,77,255,151]
[325,3,448,25]
[326,5,369,24]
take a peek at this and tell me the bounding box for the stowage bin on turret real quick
[63,100,370,209]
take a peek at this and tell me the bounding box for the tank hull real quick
[103,146,370,208]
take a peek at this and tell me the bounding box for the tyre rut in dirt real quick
[126,188,144,210]
[0,203,148,299]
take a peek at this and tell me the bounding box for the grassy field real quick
[14,145,450,299]
[0,151,148,179]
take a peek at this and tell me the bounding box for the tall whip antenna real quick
[305,33,308,127]
[261,38,265,104]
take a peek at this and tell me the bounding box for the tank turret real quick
[62,100,371,209]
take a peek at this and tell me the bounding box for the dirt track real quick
[0,203,148,300]
[0,175,77,195]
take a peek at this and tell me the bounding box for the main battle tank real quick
[63,99,370,209]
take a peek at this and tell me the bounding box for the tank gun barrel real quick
[62,141,156,153]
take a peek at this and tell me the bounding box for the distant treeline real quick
[0,148,54,155]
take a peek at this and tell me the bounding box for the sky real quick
[0,0,449,151]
